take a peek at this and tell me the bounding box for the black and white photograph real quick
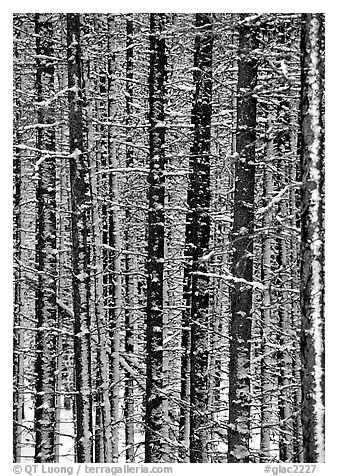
[11,9,326,467]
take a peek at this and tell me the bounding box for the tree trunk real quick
[94,19,110,463]
[124,14,136,463]
[290,99,303,462]
[275,104,294,462]
[34,13,57,463]
[107,15,123,461]
[85,57,113,463]
[145,13,167,463]
[67,13,93,463]
[13,145,25,464]
[13,22,24,462]
[188,13,213,463]
[55,23,69,461]
[299,13,325,464]
[228,13,258,463]
[260,115,275,462]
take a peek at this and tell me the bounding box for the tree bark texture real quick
[188,13,213,463]
[107,15,123,461]
[13,22,24,463]
[145,13,167,463]
[228,13,258,463]
[67,13,93,463]
[34,13,57,463]
[85,57,113,463]
[124,14,136,463]
[300,13,325,464]
[260,115,275,462]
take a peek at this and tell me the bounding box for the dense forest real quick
[13,13,324,464]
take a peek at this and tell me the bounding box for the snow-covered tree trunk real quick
[228,14,258,463]
[260,115,275,462]
[54,24,69,460]
[84,57,113,463]
[13,146,25,463]
[179,293,191,461]
[188,13,213,463]
[299,13,325,464]
[145,13,167,463]
[180,204,192,461]
[108,113,123,464]
[276,107,294,462]
[34,13,57,463]
[107,15,123,461]
[92,16,112,463]
[67,13,93,463]
[124,14,136,463]
[13,23,24,462]
[162,239,171,461]
[54,158,66,463]
[290,99,303,462]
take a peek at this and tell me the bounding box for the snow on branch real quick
[34,86,78,108]
[256,182,301,215]
[238,14,264,26]
[97,166,149,175]
[120,357,146,392]
[191,271,266,291]
[22,121,64,132]
[15,144,77,159]
[56,299,74,319]
[33,54,64,62]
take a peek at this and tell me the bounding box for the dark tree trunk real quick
[145,13,167,463]
[124,13,135,463]
[228,13,258,463]
[67,13,93,463]
[299,13,325,464]
[34,13,57,463]
[188,13,213,463]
